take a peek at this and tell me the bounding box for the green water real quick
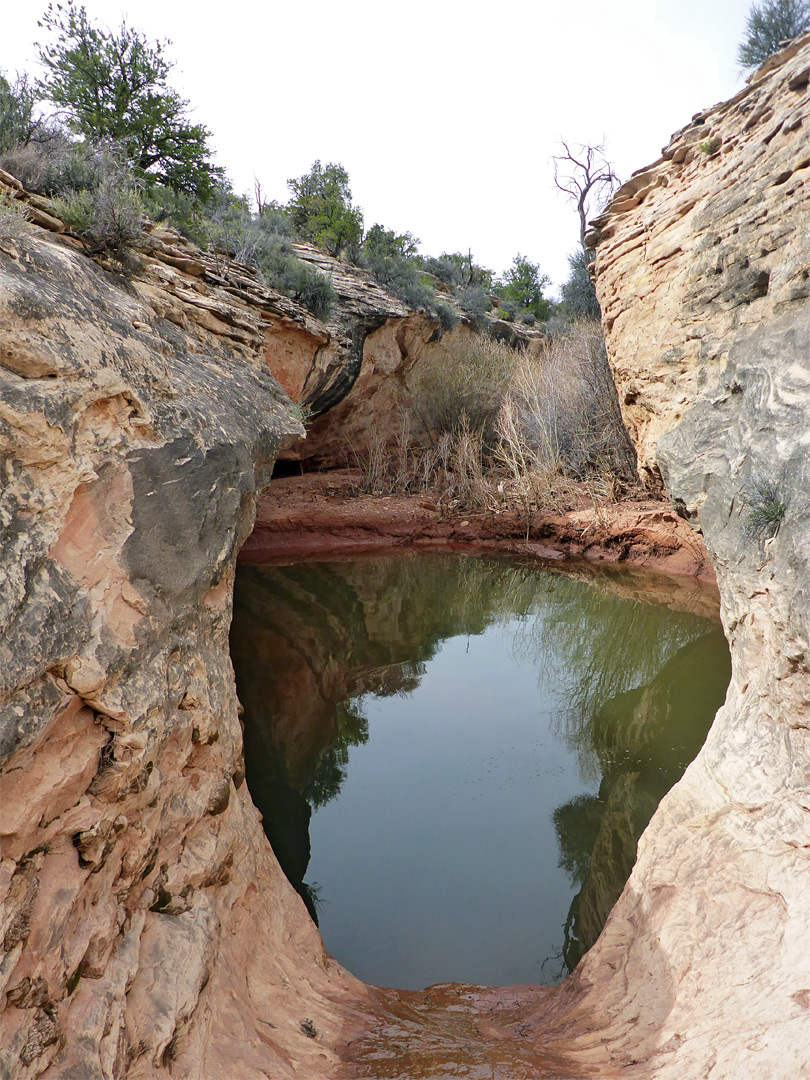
[231,553,730,991]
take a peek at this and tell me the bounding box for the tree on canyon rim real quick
[36,0,223,200]
[737,0,810,70]
[553,140,618,318]
[0,71,45,152]
[286,160,364,257]
[498,254,553,322]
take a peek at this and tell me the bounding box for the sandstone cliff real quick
[0,170,544,1078]
[2,29,810,1078]
[550,32,810,1077]
[0,193,376,1078]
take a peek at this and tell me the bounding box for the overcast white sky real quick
[3,1,754,291]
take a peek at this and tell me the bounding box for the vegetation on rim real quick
[0,2,642,522]
[737,0,810,70]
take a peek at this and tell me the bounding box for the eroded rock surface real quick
[3,29,810,1074]
[551,33,810,1078]
[0,217,373,1078]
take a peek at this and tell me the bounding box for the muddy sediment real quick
[244,471,717,581]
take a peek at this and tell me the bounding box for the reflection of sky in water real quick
[309,621,600,991]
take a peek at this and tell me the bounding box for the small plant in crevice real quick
[284,400,314,429]
[740,473,786,541]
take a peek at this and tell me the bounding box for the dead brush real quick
[353,415,500,513]
[494,397,578,537]
[0,191,32,242]
[411,332,521,445]
[353,320,636,524]
[498,320,634,482]
[354,414,442,495]
[442,419,500,512]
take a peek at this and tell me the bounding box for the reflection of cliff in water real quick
[230,553,727,949]
[231,555,516,918]
[555,629,731,972]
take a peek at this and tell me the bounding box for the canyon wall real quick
[544,33,810,1078]
[2,30,810,1077]
[0,198,383,1078]
[282,242,544,469]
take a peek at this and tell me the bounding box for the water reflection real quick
[231,553,729,986]
[553,630,731,971]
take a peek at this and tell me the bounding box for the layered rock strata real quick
[0,205,375,1078]
[542,33,810,1078]
[2,28,809,1076]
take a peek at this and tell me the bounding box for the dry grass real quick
[354,415,497,509]
[353,319,637,527]
[411,332,520,443]
[0,191,32,242]
[497,320,636,480]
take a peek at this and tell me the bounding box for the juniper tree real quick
[37,1,222,200]
[286,160,363,256]
[738,0,810,70]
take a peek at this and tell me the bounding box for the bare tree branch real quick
[553,140,619,253]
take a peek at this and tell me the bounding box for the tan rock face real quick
[300,315,477,467]
[3,31,810,1072]
[589,34,810,492]
[561,32,810,1078]
[0,221,374,1079]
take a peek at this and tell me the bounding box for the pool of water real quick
[231,553,729,991]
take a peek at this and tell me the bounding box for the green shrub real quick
[420,254,462,286]
[355,224,445,316]
[422,250,495,290]
[140,184,209,245]
[275,258,335,322]
[0,70,44,152]
[455,285,492,327]
[741,474,786,540]
[257,201,293,238]
[435,302,459,331]
[365,253,434,310]
[495,253,553,322]
[205,198,336,321]
[560,248,601,320]
[51,161,145,265]
[737,0,810,71]
[362,223,419,259]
